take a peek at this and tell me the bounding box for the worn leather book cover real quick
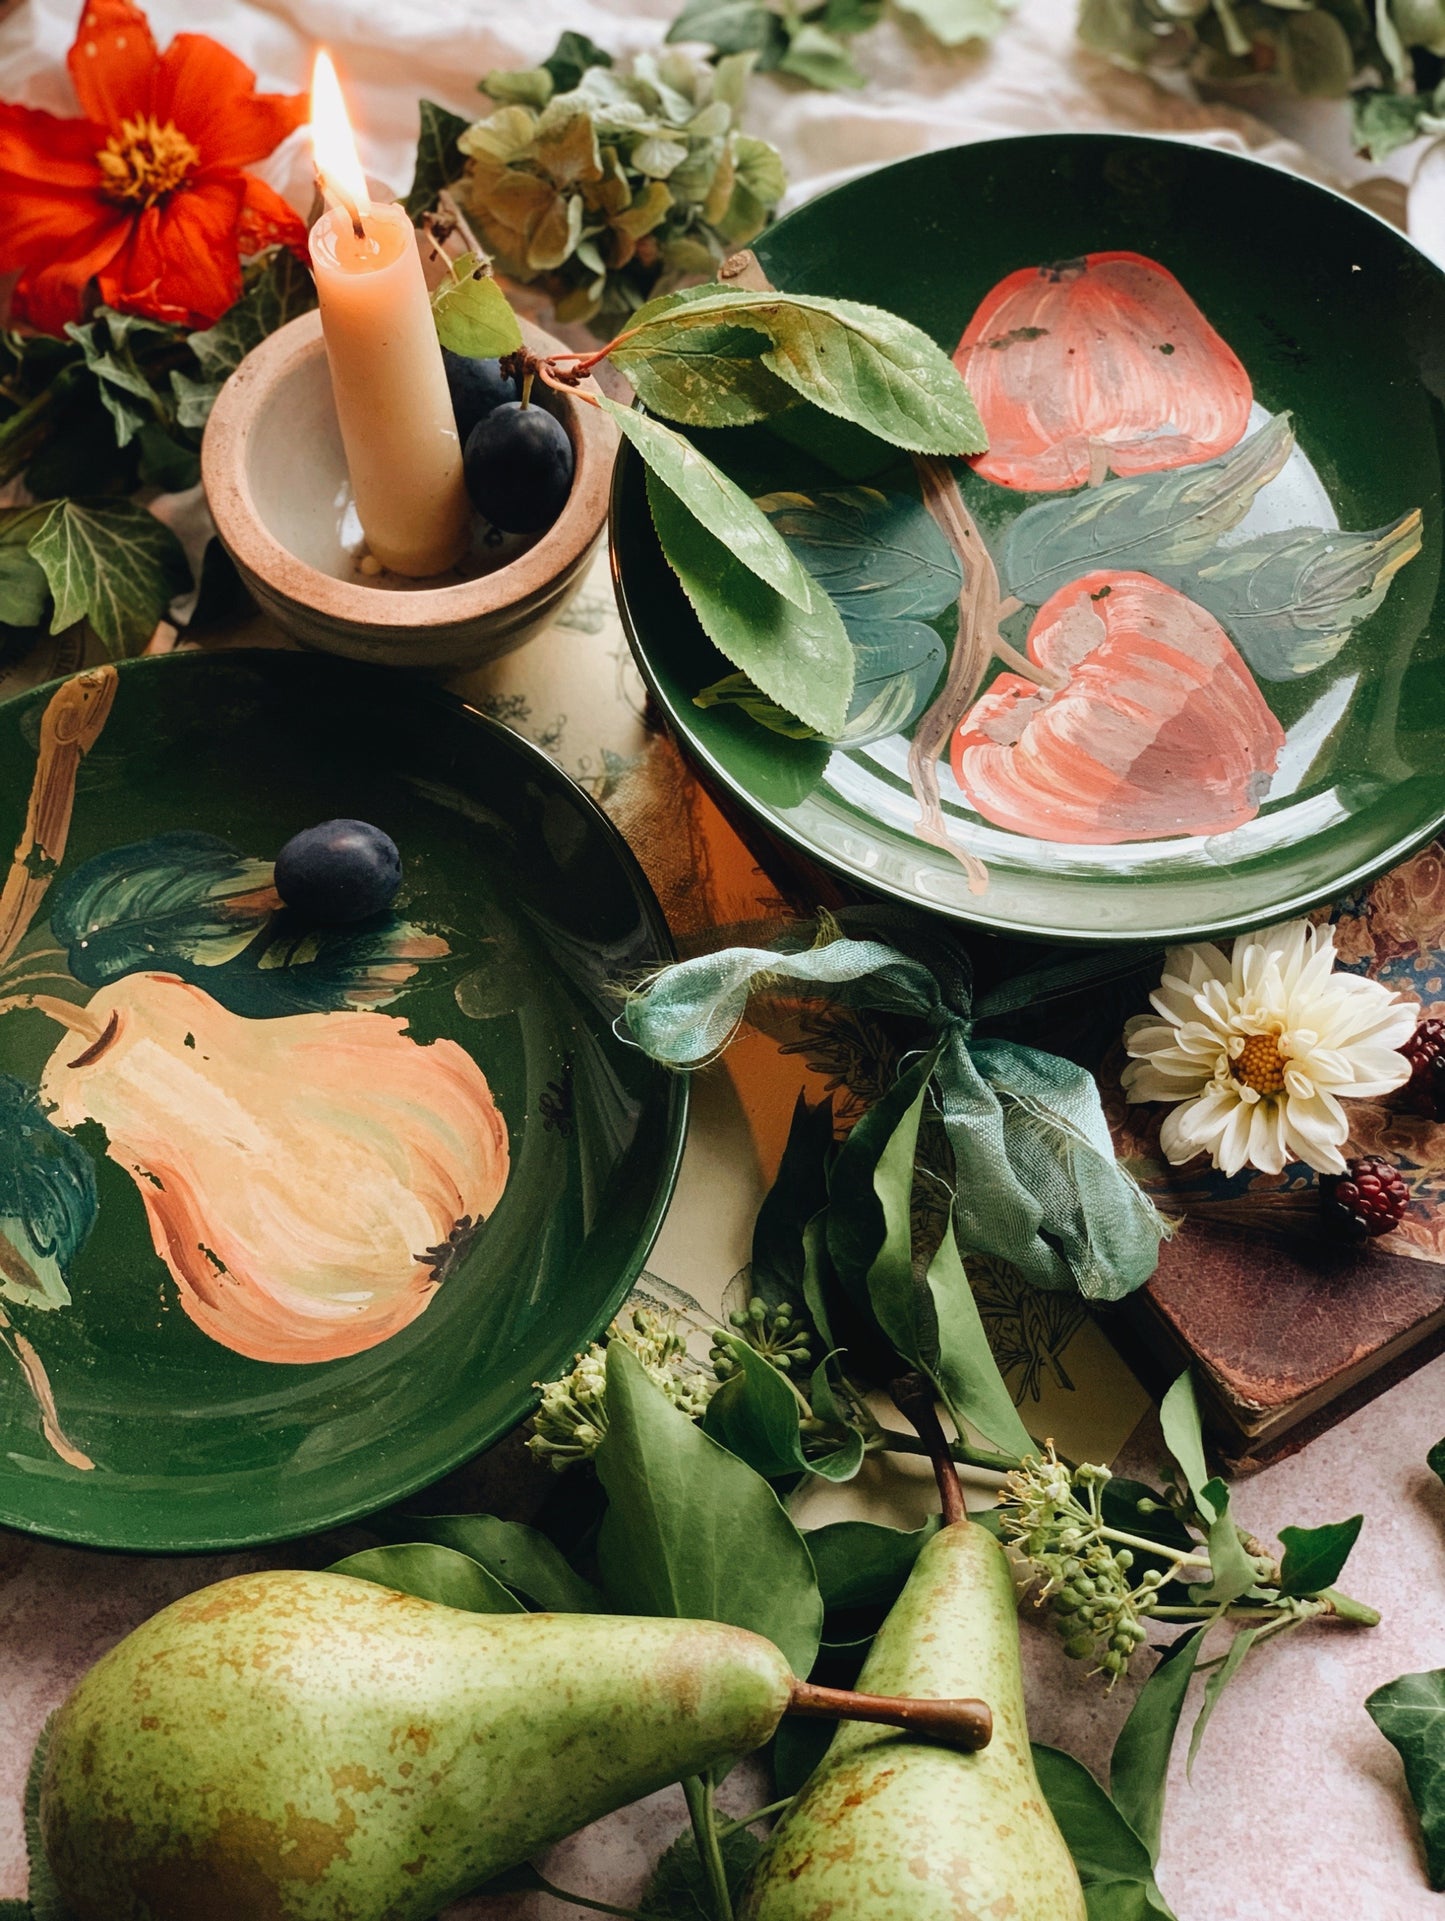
[1103,840,1445,1469]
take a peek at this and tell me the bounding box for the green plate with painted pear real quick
[610,134,1445,944]
[0,650,684,1551]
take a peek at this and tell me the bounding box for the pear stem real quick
[890,1373,967,1527]
[788,1679,992,1752]
[0,992,103,1042]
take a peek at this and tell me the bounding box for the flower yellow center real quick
[96,115,199,208]
[1232,1031,1287,1096]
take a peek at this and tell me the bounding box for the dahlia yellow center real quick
[1231,1031,1287,1096]
[96,115,199,208]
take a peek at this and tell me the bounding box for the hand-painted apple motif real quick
[950,571,1285,845]
[954,253,1252,492]
[38,973,510,1364]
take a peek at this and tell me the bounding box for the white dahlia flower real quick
[1122,919,1416,1177]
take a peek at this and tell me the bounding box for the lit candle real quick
[308,52,470,579]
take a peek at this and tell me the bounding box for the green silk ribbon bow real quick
[624,930,1165,1304]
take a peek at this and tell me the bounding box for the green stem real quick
[1097,1524,1212,1569]
[529,1870,676,1921]
[877,1429,1020,1475]
[715,1796,795,1842]
[683,1775,734,1921]
[1320,1586,1381,1626]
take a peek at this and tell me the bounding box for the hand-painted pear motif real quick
[954,252,1252,491]
[39,973,510,1364]
[950,571,1285,844]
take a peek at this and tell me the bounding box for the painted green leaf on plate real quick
[757,485,962,621]
[999,413,1295,608]
[647,469,853,736]
[0,1077,98,1313]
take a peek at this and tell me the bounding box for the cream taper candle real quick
[308,53,470,579]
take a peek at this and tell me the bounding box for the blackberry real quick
[1401,1016,1445,1122]
[1321,1154,1409,1241]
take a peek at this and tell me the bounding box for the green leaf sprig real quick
[667,0,1018,95]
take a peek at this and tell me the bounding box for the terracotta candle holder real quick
[202,310,615,671]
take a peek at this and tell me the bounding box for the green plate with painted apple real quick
[0,650,684,1552]
[611,133,1445,944]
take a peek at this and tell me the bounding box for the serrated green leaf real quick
[188,247,317,382]
[330,1542,525,1613]
[999,413,1295,607]
[618,313,798,427]
[0,1077,97,1313]
[0,507,52,628]
[894,0,1011,40]
[49,830,276,984]
[603,399,813,607]
[1277,1514,1363,1596]
[376,1513,603,1611]
[647,467,854,735]
[612,289,986,456]
[28,499,190,655]
[1165,511,1422,681]
[597,1342,823,1678]
[404,98,471,217]
[1366,1667,1445,1888]
[643,1826,763,1919]
[430,255,524,357]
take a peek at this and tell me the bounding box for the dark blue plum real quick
[464,401,574,535]
[274,820,402,924]
[442,348,521,443]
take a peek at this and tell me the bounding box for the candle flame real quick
[310,50,371,223]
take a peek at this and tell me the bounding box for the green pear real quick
[740,1520,1086,1921]
[40,1569,793,1921]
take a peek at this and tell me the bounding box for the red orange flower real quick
[0,0,307,333]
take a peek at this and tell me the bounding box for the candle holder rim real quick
[201,309,615,636]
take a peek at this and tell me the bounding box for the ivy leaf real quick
[0,507,53,629]
[704,1332,811,1479]
[1366,1668,1445,1889]
[431,253,525,358]
[543,30,614,91]
[0,1076,97,1314]
[29,498,190,655]
[647,468,854,736]
[49,831,278,985]
[1187,1623,1264,1773]
[1277,1515,1364,1597]
[1164,512,1422,682]
[330,1542,525,1613]
[597,1341,823,1678]
[776,23,866,87]
[404,98,470,218]
[376,1513,603,1612]
[804,1517,940,1611]
[1158,1370,1216,1523]
[1429,1436,1445,1487]
[1110,1626,1206,1858]
[188,247,318,383]
[999,413,1295,608]
[611,289,986,456]
[605,400,814,609]
[666,0,788,63]
[63,308,180,450]
[642,1827,764,1920]
[893,0,1011,42]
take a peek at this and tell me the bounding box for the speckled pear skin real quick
[40,1570,795,1921]
[740,1523,1086,1921]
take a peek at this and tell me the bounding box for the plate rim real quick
[0,649,688,1554]
[609,130,1445,947]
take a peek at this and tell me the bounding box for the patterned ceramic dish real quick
[0,652,684,1551]
[611,134,1445,944]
